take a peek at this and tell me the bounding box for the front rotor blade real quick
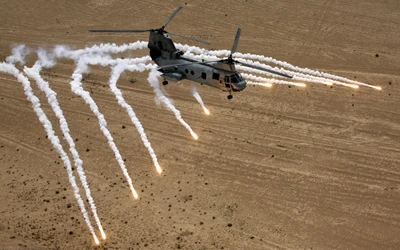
[237,61,293,78]
[168,32,210,45]
[89,29,150,33]
[162,6,183,28]
[230,28,241,57]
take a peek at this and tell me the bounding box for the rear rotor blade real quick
[168,31,210,45]
[237,61,293,78]
[157,59,220,69]
[230,28,241,57]
[162,6,183,28]
[89,29,150,33]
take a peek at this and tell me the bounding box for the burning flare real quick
[247,81,273,87]
[191,84,210,115]
[154,162,163,174]
[130,185,139,199]
[371,86,382,90]
[348,84,359,89]
[292,82,307,87]
[191,131,199,140]
[99,226,106,240]
[93,232,100,245]
[203,107,210,115]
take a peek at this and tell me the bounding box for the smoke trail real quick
[70,57,139,199]
[6,45,31,65]
[191,84,210,115]
[67,53,160,174]
[241,73,306,87]
[246,81,272,88]
[24,50,107,240]
[109,62,162,174]
[236,64,334,87]
[234,58,360,89]
[232,52,381,89]
[52,41,149,61]
[73,55,160,175]
[0,62,100,244]
[76,54,151,70]
[147,69,198,140]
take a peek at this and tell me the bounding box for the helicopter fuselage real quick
[147,30,247,93]
[157,57,246,92]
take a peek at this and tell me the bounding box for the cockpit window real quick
[229,73,242,84]
[230,74,239,83]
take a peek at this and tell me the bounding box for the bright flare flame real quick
[337,82,359,89]
[261,82,273,87]
[324,81,333,86]
[129,185,139,199]
[93,232,100,245]
[191,131,199,140]
[293,83,307,87]
[99,226,106,240]
[203,107,210,115]
[349,84,359,89]
[154,162,163,174]
[371,86,382,90]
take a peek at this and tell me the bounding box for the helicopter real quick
[89,6,292,99]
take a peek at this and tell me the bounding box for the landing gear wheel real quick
[162,80,168,86]
[227,94,233,100]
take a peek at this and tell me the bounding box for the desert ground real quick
[1,0,399,249]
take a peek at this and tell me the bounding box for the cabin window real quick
[224,76,230,88]
[190,70,195,75]
[201,72,206,79]
[185,69,189,74]
[212,73,220,80]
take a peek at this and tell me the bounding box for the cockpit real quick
[224,72,246,91]
[224,72,242,84]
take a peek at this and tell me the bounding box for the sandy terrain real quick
[1,0,399,249]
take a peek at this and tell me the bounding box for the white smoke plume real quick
[70,55,161,173]
[70,56,139,199]
[233,52,380,89]
[191,84,210,115]
[234,58,360,88]
[75,41,148,58]
[241,73,306,87]
[147,69,198,140]
[51,41,149,61]
[0,62,99,243]
[109,62,162,173]
[23,54,107,240]
[6,45,31,65]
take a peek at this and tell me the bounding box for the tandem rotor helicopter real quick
[90,6,292,99]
